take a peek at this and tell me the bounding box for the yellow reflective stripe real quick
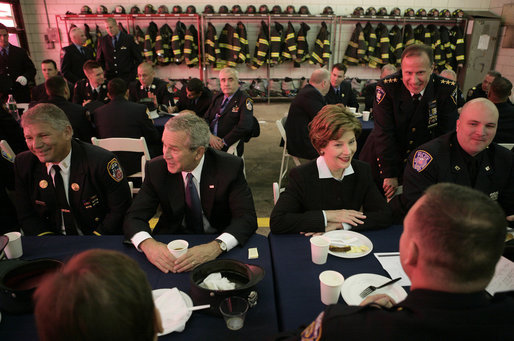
[311,53,322,63]
[345,56,359,63]
[456,55,464,60]
[457,39,464,43]
[258,38,269,45]
[37,231,55,236]
[144,51,153,56]
[257,51,266,57]
[297,37,305,41]
[380,37,389,43]
[156,49,164,54]
[93,231,101,236]
[173,49,181,54]
[156,36,162,41]
[289,45,297,51]
[184,48,192,53]
[349,41,358,48]
[286,33,295,40]
[271,37,281,42]
[171,36,179,41]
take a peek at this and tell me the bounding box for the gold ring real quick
[191,260,196,265]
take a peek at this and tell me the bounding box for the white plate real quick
[323,230,373,258]
[341,273,407,305]
[152,289,193,336]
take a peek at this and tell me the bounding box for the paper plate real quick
[152,289,193,336]
[341,273,407,305]
[323,230,373,258]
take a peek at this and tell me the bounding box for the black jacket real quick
[324,81,358,108]
[494,101,514,143]
[128,77,173,112]
[60,44,95,84]
[0,44,36,102]
[96,31,142,82]
[175,85,212,118]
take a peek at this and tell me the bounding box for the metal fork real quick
[359,277,402,298]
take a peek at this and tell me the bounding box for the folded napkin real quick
[200,272,236,290]
[153,288,192,335]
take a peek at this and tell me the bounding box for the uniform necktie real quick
[211,97,229,136]
[112,36,118,47]
[80,46,85,55]
[412,94,421,111]
[52,165,78,235]
[184,173,203,233]
[335,88,339,96]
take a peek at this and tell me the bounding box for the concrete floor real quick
[244,102,291,234]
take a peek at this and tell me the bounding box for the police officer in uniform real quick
[73,60,109,112]
[128,62,172,112]
[390,98,514,225]
[0,23,36,103]
[277,183,514,340]
[466,70,501,102]
[96,18,142,83]
[14,103,131,236]
[60,27,94,85]
[324,63,358,108]
[204,68,255,156]
[359,44,458,199]
[488,77,514,143]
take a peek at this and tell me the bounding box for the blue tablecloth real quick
[0,234,278,341]
[269,225,403,331]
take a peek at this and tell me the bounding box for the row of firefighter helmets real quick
[74,6,464,17]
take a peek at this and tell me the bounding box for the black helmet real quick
[258,5,269,14]
[144,4,156,14]
[271,5,282,14]
[452,9,464,18]
[231,5,243,14]
[366,7,377,16]
[157,5,168,14]
[172,5,183,14]
[428,8,439,17]
[112,5,125,14]
[285,5,295,14]
[80,5,92,14]
[353,7,364,15]
[245,5,256,14]
[440,9,451,18]
[377,7,387,16]
[404,8,415,16]
[130,5,141,14]
[390,7,401,16]
[416,8,427,17]
[186,5,197,14]
[218,5,229,14]
[203,5,214,14]
[322,6,333,15]
[96,5,108,14]
[299,6,310,14]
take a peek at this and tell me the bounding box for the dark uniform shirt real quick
[175,85,212,118]
[359,71,458,184]
[0,44,36,103]
[466,82,487,102]
[324,80,358,108]
[390,132,514,223]
[494,101,514,143]
[72,79,109,113]
[60,44,95,85]
[128,77,173,112]
[14,139,132,235]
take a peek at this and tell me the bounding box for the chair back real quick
[0,140,16,163]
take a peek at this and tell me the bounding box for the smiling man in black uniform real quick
[14,103,131,236]
[96,18,142,83]
[204,67,255,156]
[324,63,358,108]
[276,183,514,340]
[359,44,458,199]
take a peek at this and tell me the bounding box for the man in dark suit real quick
[172,77,212,117]
[359,44,458,199]
[96,18,142,82]
[124,113,257,273]
[43,76,94,143]
[93,78,161,174]
[285,68,330,160]
[60,27,95,85]
[128,62,172,112]
[204,68,255,156]
[277,183,514,340]
[14,103,131,236]
[488,76,514,143]
[324,63,358,108]
[30,59,60,103]
[466,70,501,102]
[73,60,109,112]
[0,23,36,103]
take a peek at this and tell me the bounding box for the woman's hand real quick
[325,209,366,226]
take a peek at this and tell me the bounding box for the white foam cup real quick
[319,270,344,305]
[167,239,189,258]
[4,232,22,259]
[310,236,330,265]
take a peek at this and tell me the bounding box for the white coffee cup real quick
[319,270,344,305]
[310,236,330,265]
[348,107,357,114]
[362,111,370,121]
[4,232,23,259]
[167,239,188,258]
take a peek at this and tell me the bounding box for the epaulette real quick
[440,79,456,86]
[383,77,398,84]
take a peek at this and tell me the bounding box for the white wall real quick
[20,0,497,86]
[490,0,514,85]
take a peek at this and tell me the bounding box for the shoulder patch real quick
[412,150,433,172]
[246,98,253,111]
[107,158,124,182]
[300,311,324,341]
[376,85,386,104]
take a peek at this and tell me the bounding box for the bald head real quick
[69,27,86,46]
[440,69,457,81]
[137,62,155,86]
[457,98,498,156]
[309,69,331,96]
[380,64,397,79]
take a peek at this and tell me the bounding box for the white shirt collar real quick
[181,154,205,185]
[46,150,72,175]
[410,88,426,97]
[316,156,354,181]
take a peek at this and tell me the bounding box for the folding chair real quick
[276,115,300,189]
[0,140,16,163]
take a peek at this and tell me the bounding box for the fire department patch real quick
[107,158,124,182]
[300,311,324,341]
[246,98,253,111]
[376,86,385,104]
[412,150,433,172]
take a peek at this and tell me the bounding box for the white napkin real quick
[200,272,236,290]
[153,288,192,334]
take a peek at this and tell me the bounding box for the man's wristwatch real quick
[215,239,227,252]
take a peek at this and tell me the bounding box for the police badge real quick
[376,86,385,104]
[412,150,433,172]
